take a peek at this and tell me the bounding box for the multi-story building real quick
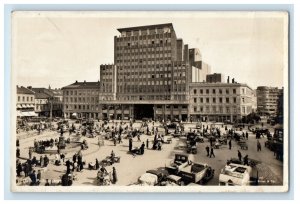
[189,82,253,122]
[62,81,100,119]
[98,23,211,121]
[256,86,283,116]
[62,23,255,122]
[16,86,36,117]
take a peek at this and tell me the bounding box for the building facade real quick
[189,82,253,122]
[256,86,283,116]
[62,81,100,119]
[61,23,255,122]
[16,86,36,117]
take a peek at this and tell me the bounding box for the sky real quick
[12,11,287,89]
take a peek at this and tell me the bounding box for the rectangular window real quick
[194,106,197,112]
[213,98,216,103]
[219,89,222,94]
[233,89,236,94]
[226,98,229,103]
[212,89,216,94]
[194,98,197,103]
[18,96,20,102]
[206,89,209,94]
[200,89,203,94]
[219,98,223,103]
[233,97,236,103]
[194,89,197,94]
[206,98,209,103]
[27,97,29,101]
[226,89,229,94]
[200,98,203,103]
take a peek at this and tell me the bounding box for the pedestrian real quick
[129,138,133,152]
[44,155,49,167]
[16,148,20,158]
[40,155,44,167]
[73,153,77,163]
[257,140,262,152]
[210,147,215,158]
[210,137,213,147]
[61,153,65,162]
[243,155,249,166]
[28,148,32,160]
[238,150,242,162]
[95,158,99,170]
[112,167,118,184]
[146,139,149,149]
[228,139,232,150]
[157,141,162,151]
[17,162,22,177]
[45,179,50,186]
[37,169,42,182]
[205,146,210,157]
[140,142,145,155]
[16,139,20,147]
[246,132,249,140]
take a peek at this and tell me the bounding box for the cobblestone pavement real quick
[15,121,283,186]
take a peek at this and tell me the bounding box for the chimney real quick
[75,80,78,84]
[227,76,230,83]
[232,78,235,83]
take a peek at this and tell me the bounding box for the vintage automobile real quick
[219,162,252,186]
[178,162,214,185]
[187,132,204,143]
[195,122,202,129]
[165,154,192,174]
[132,168,169,186]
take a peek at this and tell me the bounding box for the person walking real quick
[228,139,232,150]
[28,148,32,160]
[95,158,100,170]
[243,155,249,166]
[140,142,145,155]
[146,139,149,149]
[129,138,133,152]
[246,132,249,140]
[16,148,20,158]
[238,150,242,162]
[112,167,118,184]
[205,146,210,157]
[210,147,215,158]
[257,140,262,152]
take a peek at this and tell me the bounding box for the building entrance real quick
[133,104,154,120]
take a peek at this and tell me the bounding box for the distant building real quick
[16,86,36,117]
[256,86,283,116]
[26,87,63,117]
[206,73,224,83]
[189,82,253,122]
[61,81,100,119]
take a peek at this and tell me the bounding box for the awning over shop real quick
[72,113,77,116]
[20,111,38,117]
[16,104,22,108]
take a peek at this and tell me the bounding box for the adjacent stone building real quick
[16,86,36,117]
[189,82,253,122]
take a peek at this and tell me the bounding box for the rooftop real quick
[62,81,100,89]
[117,23,173,33]
[17,86,35,95]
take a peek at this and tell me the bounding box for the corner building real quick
[99,23,209,121]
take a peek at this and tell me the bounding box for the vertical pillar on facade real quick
[187,105,191,122]
[153,105,157,121]
[163,104,166,121]
[170,105,174,120]
[114,105,117,120]
[121,104,124,120]
[99,104,103,120]
[179,105,182,121]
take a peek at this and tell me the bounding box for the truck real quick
[219,163,252,186]
[178,162,214,185]
[165,154,191,174]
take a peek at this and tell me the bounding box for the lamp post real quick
[49,97,53,121]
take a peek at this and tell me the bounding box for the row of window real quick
[193,88,237,95]
[193,97,242,104]
[116,46,172,54]
[192,106,247,114]
[18,96,34,102]
[64,97,98,103]
[64,90,98,96]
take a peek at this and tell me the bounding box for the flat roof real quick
[117,23,173,33]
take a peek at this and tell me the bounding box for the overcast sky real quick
[12,11,287,89]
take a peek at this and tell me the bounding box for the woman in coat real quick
[112,167,117,184]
